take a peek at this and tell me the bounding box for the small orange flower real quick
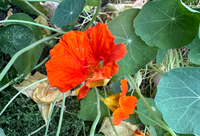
[45,23,127,100]
[112,79,137,125]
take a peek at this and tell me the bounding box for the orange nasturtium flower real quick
[101,79,137,125]
[45,23,127,100]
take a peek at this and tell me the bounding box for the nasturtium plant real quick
[137,98,162,126]
[51,0,86,27]
[5,13,44,74]
[78,88,108,123]
[156,49,168,65]
[108,8,158,81]
[134,0,200,49]
[0,0,10,11]
[155,67,200,135]
[0,25,34,55]
[185,34,200,65]
[11,0,47,16]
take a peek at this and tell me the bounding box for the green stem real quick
[0,33,61,82]
[128,75,176,136]
[147,63,163,75]
[28,124,46,136]
[90,87,101,136]
[0,74,26,92]
[45,92,62,136]
[103,87,119,136]
[20,0,62,3]
[0,78,47,116]
[134,110,167,131]
[175,49,180,68]
[82,0,102,31]
[23,1,49,21]
[0,20,65,34]
[56,92,67,136]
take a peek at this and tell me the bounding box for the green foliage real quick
[185,34,200,65]
[51,0,86,27]
[11,0,47,15]
[0,0,11,11]
[155,67,200,134]
[78,88,109,123]
[5,13,44,74]
[111,79,121,94]
[86,0,98,6]
[0,89,91,136]
[0,127,6,136]
[108,9,158,81]
[134,0,200,49]
[137,98,162,126]
[156,49,168,65]
[0,25,34,55]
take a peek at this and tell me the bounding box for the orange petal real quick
[103,43,127,65]
[84,26,93,37]
[89,23,116,61]
[77,85,90,100]
[46,55,86,93]
[112,108,129,125]
[119,96,137,114]
[120,79,128,99]
[46,31,91,92]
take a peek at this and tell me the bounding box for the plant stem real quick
[23,1,49,21]
[147,63,163,75]
[82,0,102,31]
[56,92,67,136]
[0,33,61,82]
[0,78,47,116]
[28,124,46,136]
[128,75,176,136]
[104,87,119,136]
[90,87,101,136]
[21,0,62,3]
[45,92,62,136]
[134,110,167,131]
[0,74,26,92]
[0,20,65,34]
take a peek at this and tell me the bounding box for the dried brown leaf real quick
[99,117,137,136]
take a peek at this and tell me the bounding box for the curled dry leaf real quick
[13,72,70,123]
[133,0,148,9]
[107,3,134,19]
[99,117,137,136]
[133,129,145,136]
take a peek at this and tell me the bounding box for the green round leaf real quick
[5,13,44,74]
[134,0,200,49]
[108,9,158,81]
[78,88,108,123]
[51,0,86,27]
[155,67,200,134]
[137,98,162,125]
[0,25,33,55]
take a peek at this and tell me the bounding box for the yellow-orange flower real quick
[101,79,137,125]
